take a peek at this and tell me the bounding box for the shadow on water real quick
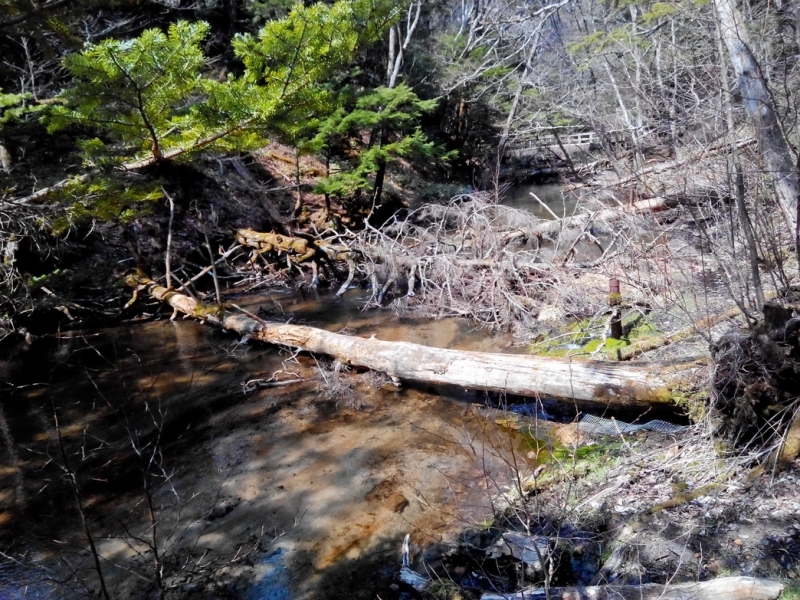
[0,286,688,599]
[0,560,59,599]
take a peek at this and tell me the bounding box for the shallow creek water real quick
[0,184,685,599]
[502,182,581,218]
[1,287,585,599]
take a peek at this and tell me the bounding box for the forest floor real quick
[405,392,800,598]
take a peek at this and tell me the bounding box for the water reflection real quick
[0,291,524,599]
[245,549,292,600]
[238,287,517,351]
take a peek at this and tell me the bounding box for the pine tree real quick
[312,83,453,209]
[46,1,399,168]
[47,21,221,166]
[36,0,398,229]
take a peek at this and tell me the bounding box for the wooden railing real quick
[506,128,599,158]
[511,131,598,151]
[506,126,658,157]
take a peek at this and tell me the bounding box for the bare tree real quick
[714,0,799,237]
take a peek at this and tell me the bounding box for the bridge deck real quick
[506,131,599,158]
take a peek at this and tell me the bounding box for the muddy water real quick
[0,289,542,599]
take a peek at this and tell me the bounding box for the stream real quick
[502,182,580,218]
[0,287,548,600]
[0,185,669,599]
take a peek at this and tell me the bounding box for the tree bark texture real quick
[126,273,685,407]
[481,576,784,600]
[714,0,798,229]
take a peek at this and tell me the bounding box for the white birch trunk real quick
[714,0,798,230]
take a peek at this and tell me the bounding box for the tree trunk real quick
[481,576,784,600]
[126,272,685,407]
[714,0,798,231]
[249,322,674,406]
[714,3,764,311]
[292,146,303,219]
[371,158,387,210]
[496,59,533,200]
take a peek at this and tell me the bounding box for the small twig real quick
[242,377,305,394]
[163,187,175,289]
[530,191,560,220]
[177,242,241,292]
[202,230,222,306]
[230,303,271,327]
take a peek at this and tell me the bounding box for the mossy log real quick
[481,576,783,600]
[618,304,744,360]
[235,228,357,294]
[126,272,688,407]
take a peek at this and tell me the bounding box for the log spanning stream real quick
[0,283,690,599]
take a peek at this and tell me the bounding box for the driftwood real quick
[529,190,689,241]
[125,272,686,407]
[529,207,625,238]
[481,576,783,600]
[522,200,664,240]
[563,137,759,226]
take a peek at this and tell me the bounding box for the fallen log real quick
[480,576,783,600]
[631,196,671,212]
[606,137,757,190]
[235,228,357,292]
[618,289,782,361]
[125,272,688,407]
[525,201,660,239]
[520,138,758,239]
[619,304,743,360]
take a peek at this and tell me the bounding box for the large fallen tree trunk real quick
[481,576,783,600]
[126,272,689,407]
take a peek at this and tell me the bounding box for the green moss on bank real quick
[530,314,660,360]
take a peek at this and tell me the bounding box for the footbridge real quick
[505,127,641,160]
[505,129,602,159]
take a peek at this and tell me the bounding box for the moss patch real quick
[530,314,660,360]
[672,386,709,421]
[646,482,723,514]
